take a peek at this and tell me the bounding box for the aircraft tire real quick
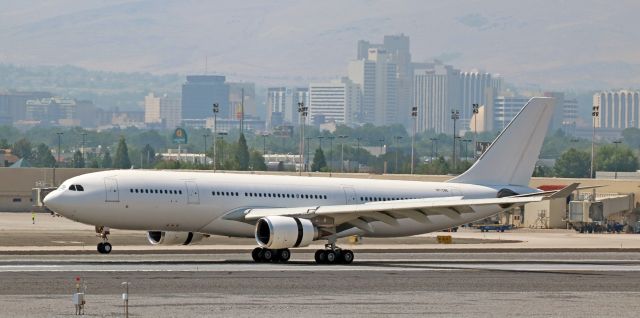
[341,250,354,264]
[251,247,263,262]
[103,242,112,254]
[314,250,326,264]
[278,249,291,262]
[97,242,104,254]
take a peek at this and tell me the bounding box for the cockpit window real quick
[76,185,84,191]
[69,185,77,191]
[68,184,85,192]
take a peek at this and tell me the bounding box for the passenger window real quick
[179,190,182,194]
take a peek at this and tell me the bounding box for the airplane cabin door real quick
[104,177,119,202]
[342,186,357,205]
[185,181,200,204]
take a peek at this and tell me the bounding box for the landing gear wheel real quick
[102,242,112,254]
[97,242,104,253]
[263,249,274,262]
[252,247,263,262]
[315,250,326,264]
[325,251,336,263]
[278,249,291,262]
[341,250,354,264]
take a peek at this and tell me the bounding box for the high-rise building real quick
[181,75,229,120]
[0,91,52,125]
[594,90,640,129]
[460,72,501,130]
[266,87,287,129]
[228,82,256,120]
[144,93,181,129]
[308,78,360,125]
[493,96,530,131]
[413,62,461,134]
[348,48,397,126]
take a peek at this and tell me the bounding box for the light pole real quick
[261,132,270,155]
[338,135,348,172]
[203,134,210,166]
[328,136,335,175]
[394,136,403,173]
[56,132,63,168]
[591,105,599,178]
[212,103,219,172]
[298,102,308,175]
[305,137,312,171]
[81,132,87,168]
[317,136,324,150]
[429,137,438,161]
[451,110,459,172]
[411,106,417,174]
[472,103,479,159]
[356,137,362,172]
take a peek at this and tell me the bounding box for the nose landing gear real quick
[95,226,112,254]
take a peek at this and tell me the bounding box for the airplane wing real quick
[227,194,549,234]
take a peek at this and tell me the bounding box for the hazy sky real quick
[1,0,639,89]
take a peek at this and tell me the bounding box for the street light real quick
[81,132,87,168]
[429,137,439,162]
[355,137,362,172]
[328,136,335,175]
[591,105,599,178]
[411,106,418,174]
[305,137,312,172]
[317,136,324,150]
[472,104,479,160]
[451,110,460,172]
[338,135,348,173]
[298,102,308,175]
[212,103,219,172]
[261,132,270,155]
[56,132,64,167]
[394,136,403,173]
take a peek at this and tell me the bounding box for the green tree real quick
[420,156,450,175]
[113,136,131,169]
[101,150,113,168]
[235,133,250,170]
[596,144,638,172]
[622,128,640,148]
[72,150,85,168]
[249,150,267,171]
[554,148,591,178]
[12,138,32,159]
[32,143,56,167]
[311,148,327,172]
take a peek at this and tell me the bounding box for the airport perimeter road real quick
[0,252,639,317]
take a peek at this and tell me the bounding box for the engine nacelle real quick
[146,231,205,245]
[255,216,318,249]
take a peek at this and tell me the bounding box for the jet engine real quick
[146,231,205,245]
[255,216,318,249]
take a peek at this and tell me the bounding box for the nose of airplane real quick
[43,191,62,212]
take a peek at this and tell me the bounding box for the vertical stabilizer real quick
[448,97,555,186]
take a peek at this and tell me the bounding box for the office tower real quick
[460,71,500,130]
[266,87,287,129]
[348,48,397,126]
[308,78,360,125]
[144,93,182,129]
[493,96,530,131]
[0,91,52,124]
[181,75,229,120]
[413,62,461,134]
[228,82,256,119]
[594,90,640,129]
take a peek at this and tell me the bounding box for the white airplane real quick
[44,97,568,264]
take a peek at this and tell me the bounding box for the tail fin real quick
[448,97,555,186]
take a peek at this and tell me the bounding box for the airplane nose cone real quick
[43,191,62,212]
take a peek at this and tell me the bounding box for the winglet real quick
[547,183,579,199]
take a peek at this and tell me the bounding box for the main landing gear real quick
[252,247,291,263]
[314,243,354,265]
[95,226,112,254]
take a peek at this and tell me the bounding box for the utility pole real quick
[356,137,362,173]
[591,105,599,178]
[212,103,219,172]
[451,110,459,173]
[472,103,479,160]
[305,137,312,171]
[338,135,348,173]
[411,106,418,174]
[297,102,308,175]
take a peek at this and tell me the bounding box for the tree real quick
[311,148,327,172]
[235,133,250,170]
[12,138,32,160]
[101,150,113,168]
[113,136,131,169]
[554,148,591,178]
[32,143,56,167]
[0,138,9,149]
[596,144,638,172]
[72,150,85,168]
[249,150,267,171]
[622,128,640,148]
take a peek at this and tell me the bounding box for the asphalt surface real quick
[1,252,639,317]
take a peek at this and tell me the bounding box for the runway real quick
[1,252,639,317]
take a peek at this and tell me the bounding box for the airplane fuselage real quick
[44,170,531,239]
